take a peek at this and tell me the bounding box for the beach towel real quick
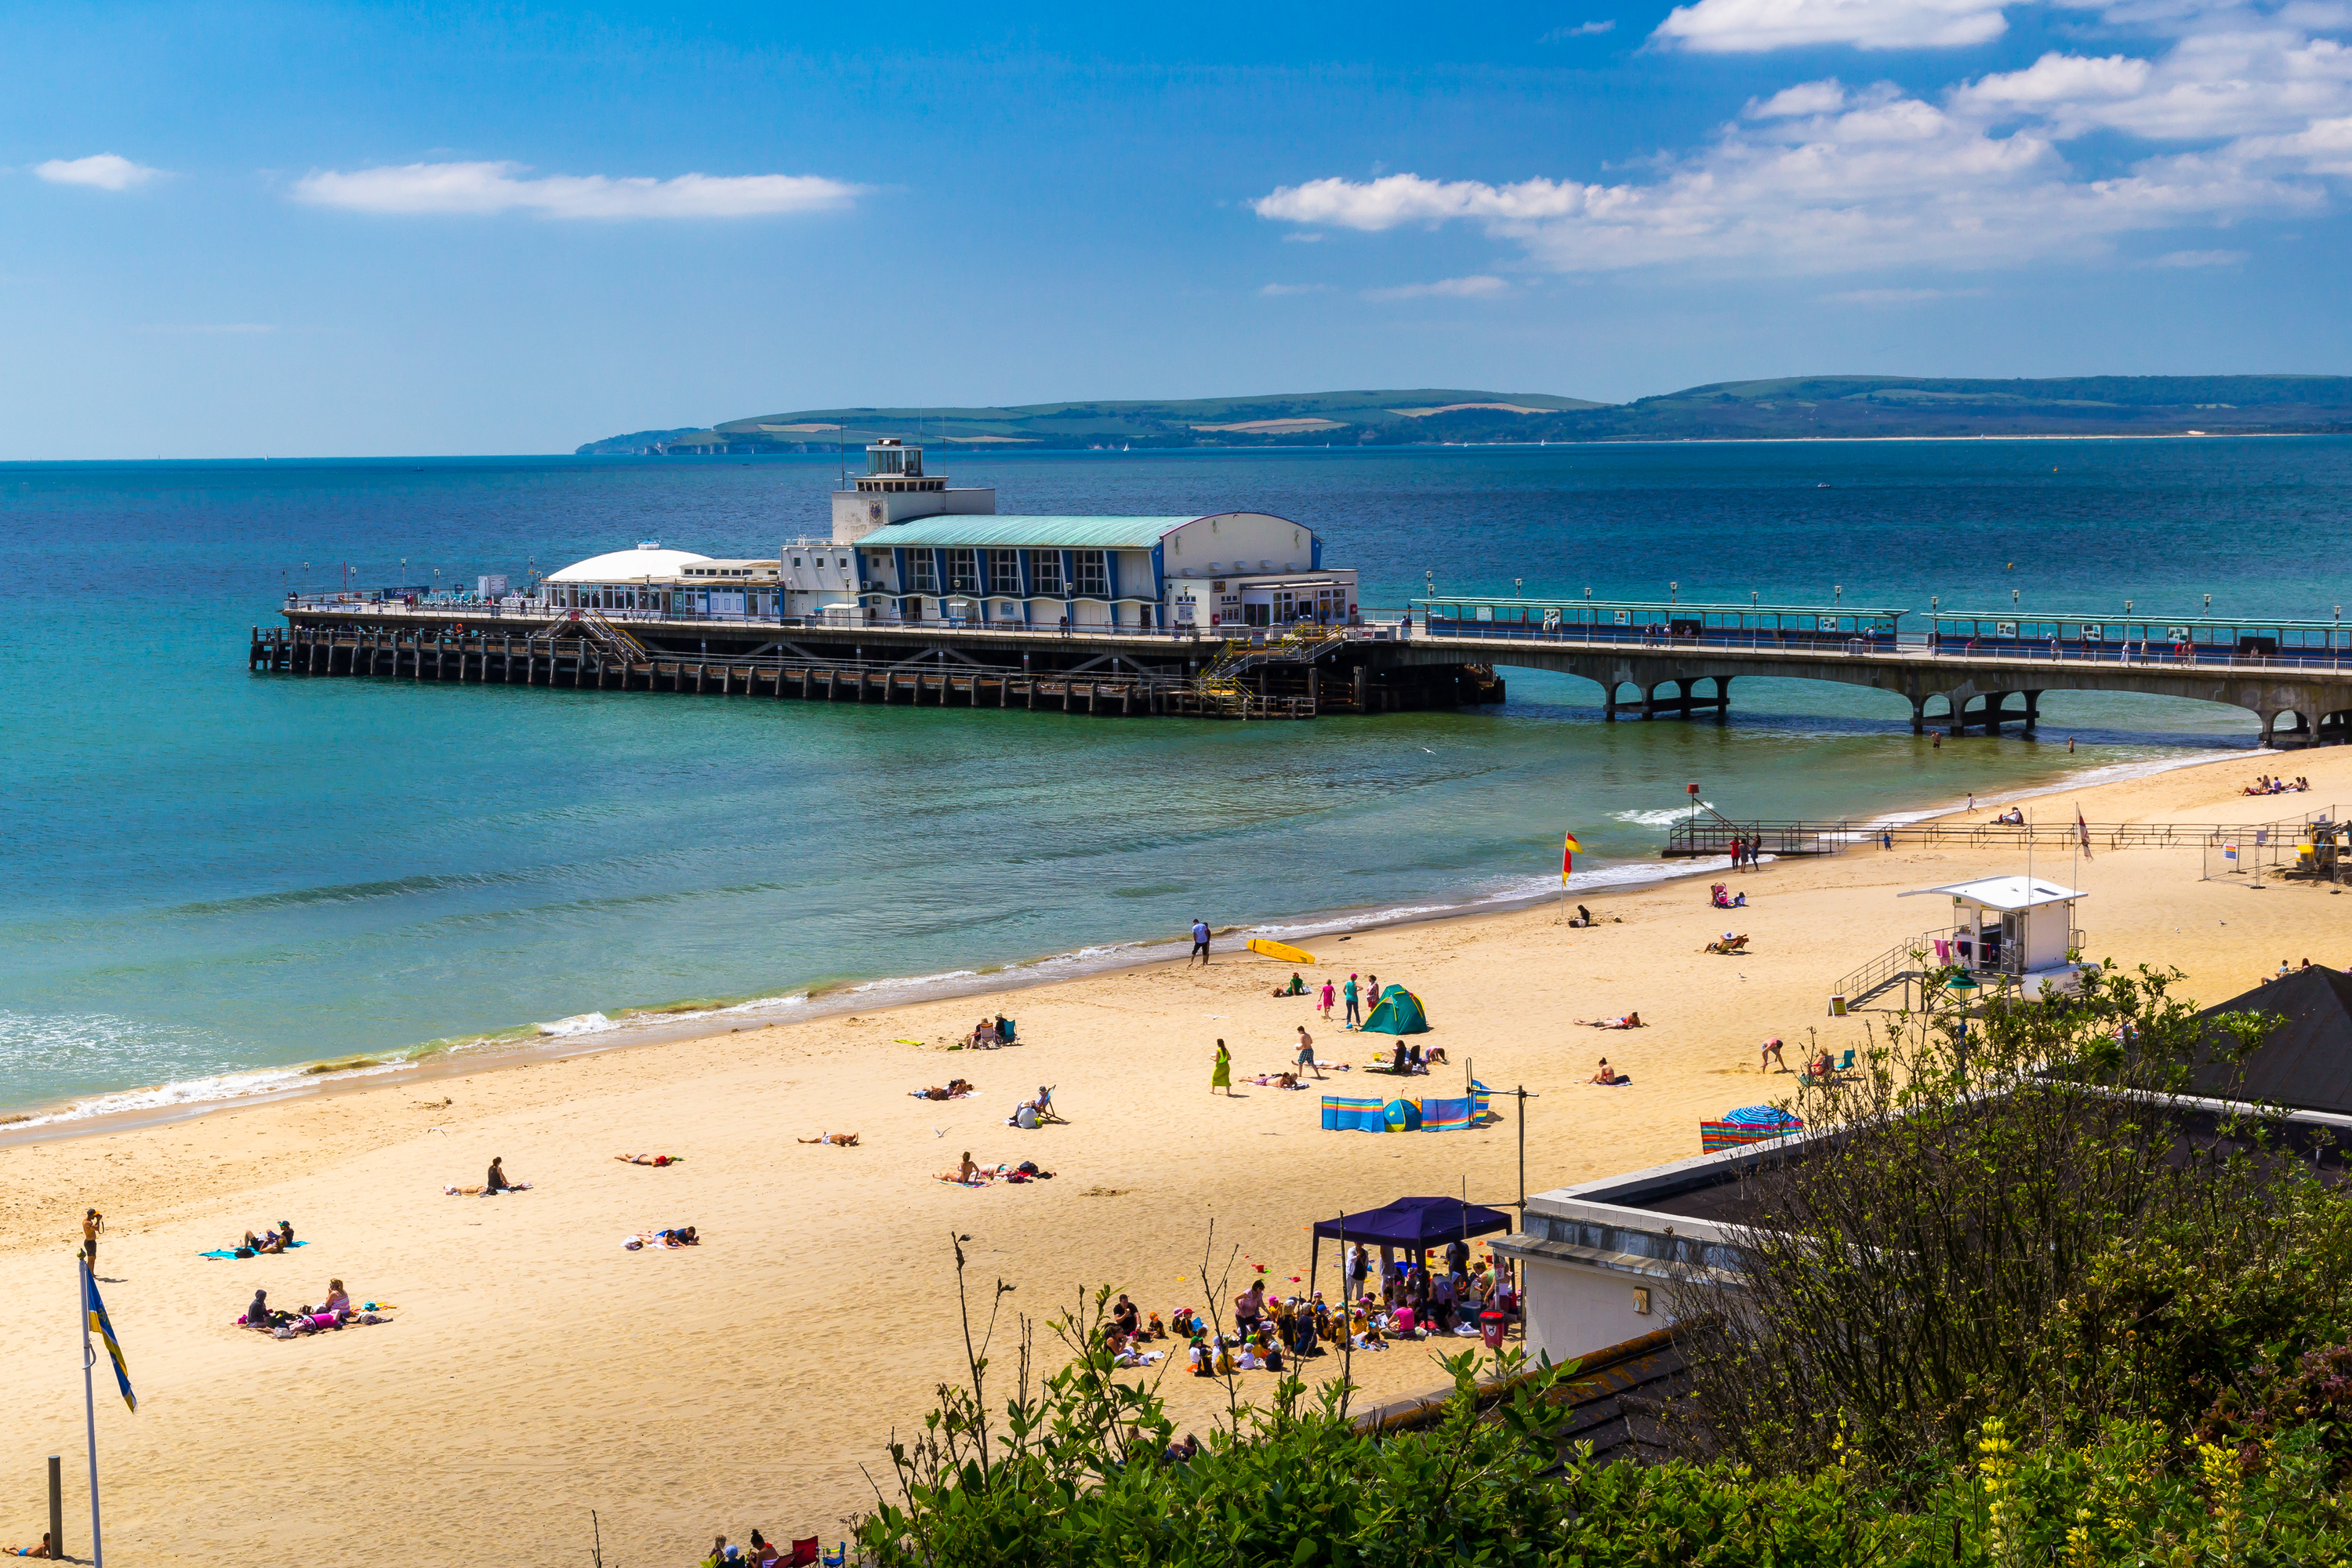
[200,1241,309,1259]
[1383,1098,1423,1132]
[444,1182,533,1196]
[1421,1096,1472,1132]
[1319,1094,1386,1132]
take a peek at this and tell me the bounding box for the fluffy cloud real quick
[1256,80,2320,271]
[1361,275,1510,299]
[1252,173,1592,230]
[34,154,161,191]
[290,161,861,219]
[1653,0,2016,53]
[1257,1,2352,274]
[1957,31,2352,139]
[2148,246,2249,262]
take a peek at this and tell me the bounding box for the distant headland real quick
[577,375,2352,455]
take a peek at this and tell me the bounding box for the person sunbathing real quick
[1589,1058,1630,1086]
[320,1279,351,1318]
[1581,1013,1645,1029]
[968,1018,1003,1048]
[797,1132,860,1146]
[5,1533,54,1558]
[242,1287,271,1327]
[623,1225,700,1250]
[913,1079,975,1101]
[614,1152,681,1166]
[937,1151,987,1185]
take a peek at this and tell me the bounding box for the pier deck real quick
[263,597,2352,742]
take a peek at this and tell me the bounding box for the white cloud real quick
[1258,282,1327,295]
[1543,20,1618,38]
[1254,173,1592,230]
[1362,275,1511,299]
[289,161,861,219]
[35,154,161,191]
[1748,79,1857,116]
[1653,0,2016,53]
[1255,81,2321,272]
[2148,245,2250,262]
[1955,33,2352,140]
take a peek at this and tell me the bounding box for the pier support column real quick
[1911,696,1928,735]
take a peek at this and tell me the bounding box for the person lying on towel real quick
[614,1152,682,1165]
[797,1132,859,1146]
[1580,1013,1645,1029]
[1589,1058,1631,1086]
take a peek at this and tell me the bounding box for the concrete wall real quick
[1520,1256,1666,1363]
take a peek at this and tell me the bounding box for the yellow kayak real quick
[1247,937,1316,965]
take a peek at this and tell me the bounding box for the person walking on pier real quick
[1189,919,1211,967]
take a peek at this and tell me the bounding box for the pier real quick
[260,593,2352,742]
[251,608,1502,719]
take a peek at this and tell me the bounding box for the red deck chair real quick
[787,1538,819,1567]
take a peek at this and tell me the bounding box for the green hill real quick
[577,376,2352,454]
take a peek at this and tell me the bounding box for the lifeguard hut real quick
[1899,875,2088,1000]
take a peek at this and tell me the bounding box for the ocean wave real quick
[1612,804,1713,827]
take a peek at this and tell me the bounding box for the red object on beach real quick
[1480,1311,1508,1350]
[787,1539,818,1566]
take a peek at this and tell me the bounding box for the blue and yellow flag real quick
[83,1263,136,1413]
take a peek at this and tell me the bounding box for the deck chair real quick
[1033,1083,1066,1123]
[787,1538,818,1567]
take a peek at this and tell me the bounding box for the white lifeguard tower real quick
[1900,875,2089,1000]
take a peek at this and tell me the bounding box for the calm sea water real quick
[5,437,2348,1121]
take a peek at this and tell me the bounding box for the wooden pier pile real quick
[249,623,1325,718]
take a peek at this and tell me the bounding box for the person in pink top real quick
[1318,978,1336,1019]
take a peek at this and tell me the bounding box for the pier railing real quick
[1415,617,2352,672]
[1668,807,2339,858]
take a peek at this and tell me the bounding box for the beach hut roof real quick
[1309,1196,1514,1250]
[2183,967,2352,1115]
[1900,875,2082,913]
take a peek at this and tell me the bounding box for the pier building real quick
[777,441,1357,631]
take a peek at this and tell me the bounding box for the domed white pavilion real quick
[545,542,713,584]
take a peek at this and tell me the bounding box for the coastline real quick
[5,734,2344,1568]
[0,736,2267,1147]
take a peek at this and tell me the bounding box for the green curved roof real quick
[861,515,1209,549]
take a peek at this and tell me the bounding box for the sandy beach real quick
[5,745,2348,1566]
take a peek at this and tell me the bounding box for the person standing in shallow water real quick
[1189,918,1211,967]
[1211,1039,1232,1096]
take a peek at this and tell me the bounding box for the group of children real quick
[1094,1250,1519,1374]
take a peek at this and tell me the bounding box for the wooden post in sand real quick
[47,1454,62,1562]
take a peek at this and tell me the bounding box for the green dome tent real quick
[1363,984,1428,1036]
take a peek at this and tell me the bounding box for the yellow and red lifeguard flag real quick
[1562,831,1582,884]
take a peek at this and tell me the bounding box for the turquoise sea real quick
[5,437,2349,1124]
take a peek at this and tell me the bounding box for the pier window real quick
[908,552,938,593]
[989,550,1022,594]
[947,548,980,593]
[1074,550,1109,597]
[1029,550,1064,596]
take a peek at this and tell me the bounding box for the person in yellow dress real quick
[1211,1038,1232,1096]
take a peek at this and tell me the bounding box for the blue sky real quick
[5,0,2350,457]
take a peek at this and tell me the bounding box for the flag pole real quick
[79,1255,104,1568]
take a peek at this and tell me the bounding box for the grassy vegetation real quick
[577,376,2352,454]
